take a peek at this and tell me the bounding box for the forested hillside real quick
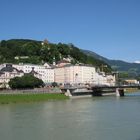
[0,39,111,72]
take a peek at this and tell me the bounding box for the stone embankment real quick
[0,87,62,94]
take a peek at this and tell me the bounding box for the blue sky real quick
[0,0,140,62]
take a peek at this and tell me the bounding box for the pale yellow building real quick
[55,64,96,85]
[55,64,115,86]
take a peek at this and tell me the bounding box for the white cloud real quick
[134,61,140,64]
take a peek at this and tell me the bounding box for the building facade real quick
[55,64,96,85]
[94,72,115,86]
[13,63,54,84]
[55,64,115,86]
[0,63,116,88]
[0,64,24,88]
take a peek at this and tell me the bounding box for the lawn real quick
[0,93,68,104]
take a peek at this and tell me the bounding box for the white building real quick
[124,79,139,85]
[0,64,24,88]
[13,63,54,84]
[94,72,115,86]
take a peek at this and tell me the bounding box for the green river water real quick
[0,92,140,140]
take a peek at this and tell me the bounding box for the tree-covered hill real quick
[0,39,111,72]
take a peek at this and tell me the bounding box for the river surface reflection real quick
[0,93,140,140]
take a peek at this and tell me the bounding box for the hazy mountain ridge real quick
[82,49,140,75]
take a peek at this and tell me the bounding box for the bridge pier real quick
[60,89,72,97]
[64,89,72,97]
[92,89,102,96]
[116,88,124,97]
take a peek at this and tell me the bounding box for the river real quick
[0,92,140,140]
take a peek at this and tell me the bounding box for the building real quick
[0,64,24,88]
[55,64,96,85]
[106,74,116,86]
[93,72,115,86]
[0,62,116,88]
[55,63,116,86]
[13,63,54,84]
[56,60,71,67]
[124,79,139,85]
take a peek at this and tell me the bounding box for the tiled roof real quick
[0,71,4,75]
[57,60,70,64]
[1,64,23,73]
[29,68,38,75]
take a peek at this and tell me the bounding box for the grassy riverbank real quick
[0,93,68,104]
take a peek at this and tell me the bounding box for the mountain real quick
[0,39,112,72]
[1,39,139,75]
[82,49,140,76]
[3,39,139,75]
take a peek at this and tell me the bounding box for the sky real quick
[0,0,140,62]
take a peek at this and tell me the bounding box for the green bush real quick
[9,74,44,89]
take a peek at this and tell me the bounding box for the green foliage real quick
[9,74,44,89]
[40,44,60,63]
[52,82,58,87]
[136,75,140,81]
[0,39,111,72]
[119,72,129,79]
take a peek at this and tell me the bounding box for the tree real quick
[0,39,112,72]
[9,74,44,89]
[52,82,58,87]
